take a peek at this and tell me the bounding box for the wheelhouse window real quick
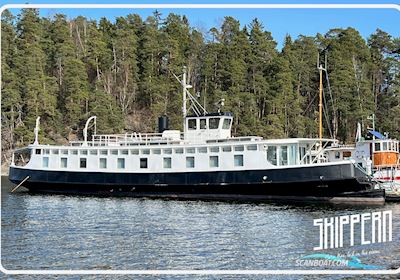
[188,119,197,130]
[42,157,49,168]
[234,155,243,167]
[80,158,87,168]
[186,157,195,168]
[35,149,41,155]
[60,157,67,168]
[99,158,107,169]
[117,158,125,169]
[374,143,381,152]
[210,156,219,167]
[200,119,207,129]
[279,146,288,166]
[209,118,220,129]
[222,119,231,129]
[140,158,148,168]
[163,157,171,168]
[383,142,388,151]
[267,146,277,165]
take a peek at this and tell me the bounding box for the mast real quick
[318,64,324,147]
[182,66,187,132]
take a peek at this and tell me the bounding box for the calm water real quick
[1,176,399,279]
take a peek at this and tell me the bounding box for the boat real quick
[325,122,400,202]
[8,67,384,204]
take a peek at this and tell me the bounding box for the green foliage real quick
[1,9,400,159]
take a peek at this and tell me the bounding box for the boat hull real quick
[8,163,384,204]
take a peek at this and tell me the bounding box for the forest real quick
[1,9,400,165]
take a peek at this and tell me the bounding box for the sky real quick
[2,0,400,49]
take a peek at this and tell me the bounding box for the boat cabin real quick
[355,138,399,167]
[184,112,233,143]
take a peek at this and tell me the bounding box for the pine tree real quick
[14,9,59,143]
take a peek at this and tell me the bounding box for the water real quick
[1,177,399,279]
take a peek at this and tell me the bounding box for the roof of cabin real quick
[186,112,233,118]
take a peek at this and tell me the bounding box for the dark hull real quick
[8,164,384,204]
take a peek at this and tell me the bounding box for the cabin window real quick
[234,145,244,152]
[163,157,171,168]
[247,145,257,151]
[52,149,59,155]
[120,149,128,155]
[163,149,172,154]
[99,158,107,169]
[209,118,220,129]
[71,150,78,155]
[279,146,288,166]
[188,119,197,130]
[234,155,243,167]
[299,146,307,163]
[43,149,50,155]
[142,149,150,155]
[343,151,352,158]
[210,147,219,153]
[267,146,277,165]
[90,150,98,155]
[335,152,341,159]
[200,119,207,129]
[111,150,118,155]
[390,142,394,151]
[288,145,297,165]
[210,156,219,167]
[42,157,49,168]
[80,150,87,155]
[222,146,232,152]
[198,147,207,153]
[140,158,148,168]
[175,148,184,154]
[35,149,41,155]
[374,143,381,152]
[186,148,195,154]
[61,150,68,155]
[130,150,139,155]
[186,157,195,168]
[80,158,87,168]
[117,158,125,169]
[60,157,67,168]
[383,142,388,151]
[222,119,231,129]
[152,149,161,155]
[397,143,399,152]
[100,150,108,155]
